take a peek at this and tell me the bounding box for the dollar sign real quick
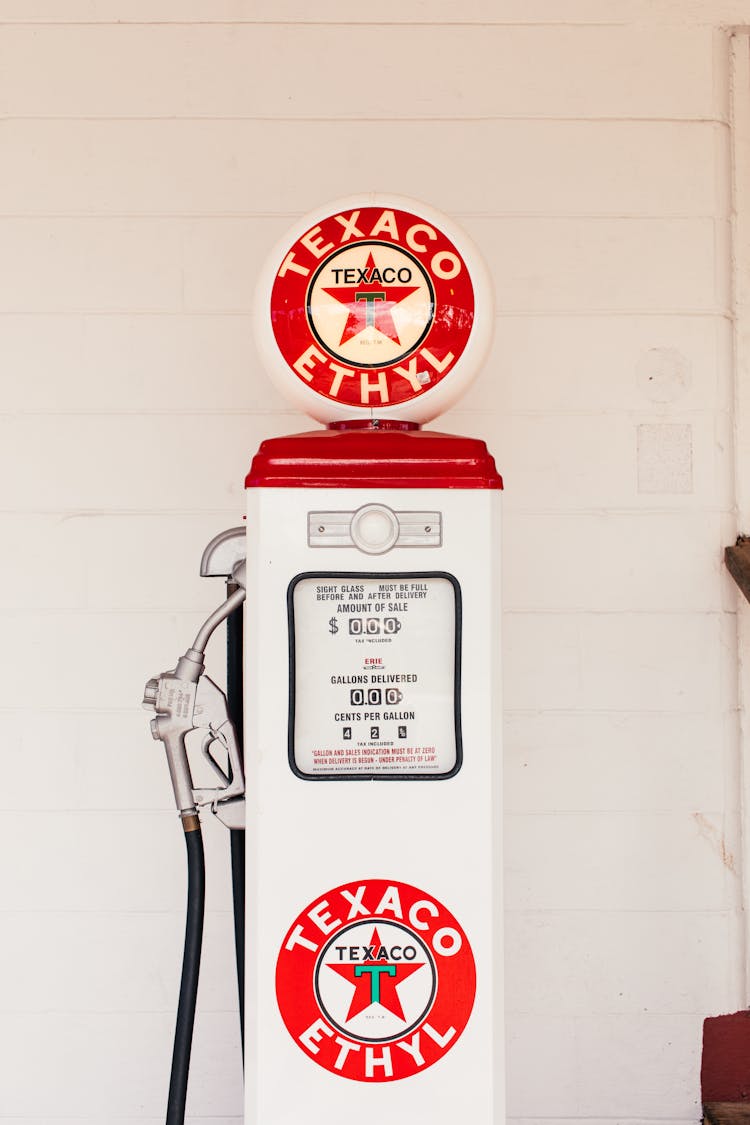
[328,617,339,635]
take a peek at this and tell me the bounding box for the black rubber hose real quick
[226,591,246,1054]
[166,818,205,1125]
[230,828,245,1051]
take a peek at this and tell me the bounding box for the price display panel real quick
[288,572,462,780]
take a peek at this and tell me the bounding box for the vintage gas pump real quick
[145,195,504,1125]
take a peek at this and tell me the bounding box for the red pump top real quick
[246,421,503,490]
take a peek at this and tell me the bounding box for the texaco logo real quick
[275,878,476,1082]
[269,206,475,410]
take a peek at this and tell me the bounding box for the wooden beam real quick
[705,1104,750,1125]
[725,539,750,605]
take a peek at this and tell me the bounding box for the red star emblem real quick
[327,926,425,1022]
[322,252,420,346]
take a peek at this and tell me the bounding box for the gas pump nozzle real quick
[143,566,246,830]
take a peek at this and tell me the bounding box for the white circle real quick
[431,250,461,279]
[432,926,463,957]
[350,504,400,554]
[314,919,436,1044]
[306,241,434,369]
[252,192,494,425]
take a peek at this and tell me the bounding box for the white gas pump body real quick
[244,466,503,1123]
[242,193,503,1124]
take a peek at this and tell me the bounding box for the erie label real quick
[289,573,461,778]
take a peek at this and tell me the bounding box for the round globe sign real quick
[253,194,493,424]
[275,877,477,1083]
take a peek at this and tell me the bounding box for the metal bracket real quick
[200,526,246,579]
[308,507,442,550]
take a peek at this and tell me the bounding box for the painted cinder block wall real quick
[1,2,747,1122]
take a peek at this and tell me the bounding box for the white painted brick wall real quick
[0,4,743,1124]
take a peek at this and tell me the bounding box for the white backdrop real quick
[0,2,745,1122]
